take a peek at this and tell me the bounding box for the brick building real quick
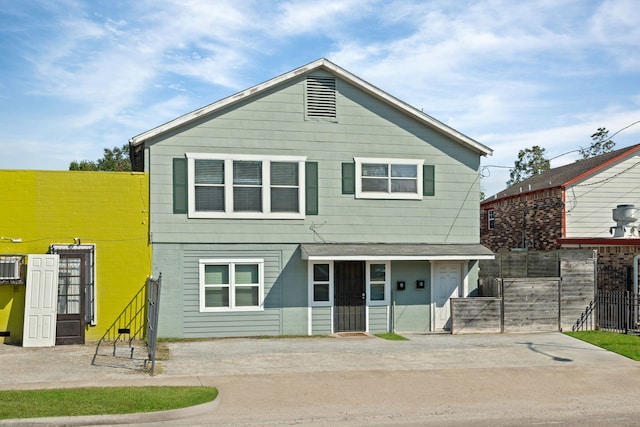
[481,144,640,291]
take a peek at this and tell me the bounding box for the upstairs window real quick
[487,209,495,230]
[187,154,306,219]
[354,157,424,200]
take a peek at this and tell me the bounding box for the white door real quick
[433,262,461,331]
[23,254,59,347]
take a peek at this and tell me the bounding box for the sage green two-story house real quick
[130,58,494,338]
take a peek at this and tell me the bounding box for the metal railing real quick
[572,290,638,334]
[572,300,596,331]
[92,281,148,365]
[146,274,161,376]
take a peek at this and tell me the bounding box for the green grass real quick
[0,386,218,420]
[374,332,409,341]
[565,330,640,361]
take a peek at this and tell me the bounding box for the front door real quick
[55,254,86,345]
[334,261,366,332]
[433,262,462,331]
[23,254,59,347]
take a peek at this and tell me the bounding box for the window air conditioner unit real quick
[0,257,22,280]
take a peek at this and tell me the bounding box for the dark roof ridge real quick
[484,143,640,202]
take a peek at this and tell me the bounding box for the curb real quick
[0,396,219,426]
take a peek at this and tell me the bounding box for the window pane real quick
[391,179,417,193]
[370,264,385,281]
[195,186,224,211]
[391,164,417,178]
[271,188,298,212]
[313,264,330,281]
[66,297,81,314]
[58,296,67,314]
[314,283,329,302]
[205,287,229,308]
[235,264,259,284]
[362,164,388,177]
[362,177,388,192]
[236,286,259,306]
[195,160,224,184]
[204,265,229,285]
[371,283,385,301]
[233,161,262,185]
[271,162,298,186]
[233,187,262,211]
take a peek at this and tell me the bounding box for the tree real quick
[578,127,615,159]
[506,145,550,187]
[69,145,131,171]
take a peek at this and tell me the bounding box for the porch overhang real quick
[300,243,495,261]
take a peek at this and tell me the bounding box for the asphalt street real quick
[1,332,639,426]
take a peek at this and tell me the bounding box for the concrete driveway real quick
[1,332,639,426]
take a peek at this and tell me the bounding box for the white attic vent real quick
[0,256,22,280]
[306,76,336,119]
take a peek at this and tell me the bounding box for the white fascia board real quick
[130,58,493,157]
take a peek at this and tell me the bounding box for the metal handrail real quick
[91,280,148,365]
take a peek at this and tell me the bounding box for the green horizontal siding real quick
[311,307,332,335]
[368,306,389,333]
[147,72,482,246]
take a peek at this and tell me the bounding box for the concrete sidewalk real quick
[1,333,639,425]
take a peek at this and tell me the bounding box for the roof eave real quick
[129,58,492,156]
[562,144,640,187]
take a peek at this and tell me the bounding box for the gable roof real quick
[129,58,492,156]
[485,143,640,202]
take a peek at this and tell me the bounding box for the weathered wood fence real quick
[451,251,596,334]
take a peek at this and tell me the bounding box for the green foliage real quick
[68,160,99,171]
[0,386,217,420]
[69,144,131,171]
[578,127,615,159]
[506,145,550,186]
[565,330,640,361]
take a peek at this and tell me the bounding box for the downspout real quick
[634,254,640,328]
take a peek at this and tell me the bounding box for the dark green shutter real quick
[423,164,435,196]
[173,158,188,213]
[305,162,318,215]
[342,162,355,195]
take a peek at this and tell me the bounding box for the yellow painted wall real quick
[0,170,150,343]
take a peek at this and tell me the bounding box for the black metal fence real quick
[572,290,638,334]
[146,274,162,376]
[597,264,633,292]
[597,290,637,333]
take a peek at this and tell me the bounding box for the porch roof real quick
[300,243,495,261]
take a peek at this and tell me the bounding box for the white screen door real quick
[23,254,59,347]
[433,262,461,331]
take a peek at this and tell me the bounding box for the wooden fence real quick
[452,255,596,334]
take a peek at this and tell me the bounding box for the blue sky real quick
[1,0,639,196]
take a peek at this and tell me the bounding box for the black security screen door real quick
[56,254,86,345]
[334,261,365,332]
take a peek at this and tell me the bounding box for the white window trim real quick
[199,258,265,312]
[308,261,334,307]
[354,157,424,200]
[366,261,390,306]
[186,153,307,219]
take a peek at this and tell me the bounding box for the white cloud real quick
[1,0,639,177]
